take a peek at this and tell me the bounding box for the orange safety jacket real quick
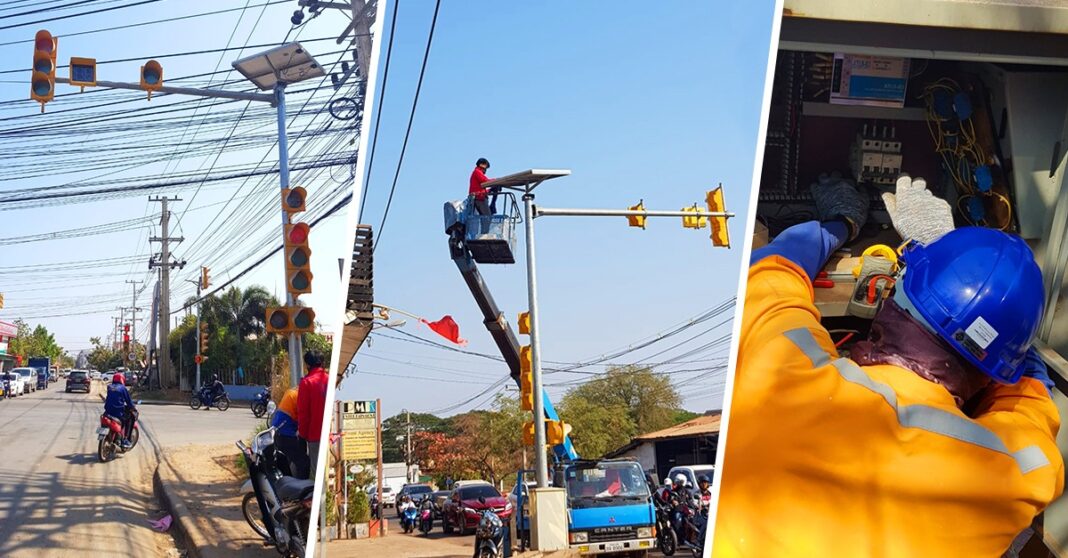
[712,255,1064,558]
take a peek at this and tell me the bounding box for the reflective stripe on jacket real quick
[713,254,1064,558]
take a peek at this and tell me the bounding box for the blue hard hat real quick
[899,227,1044,383]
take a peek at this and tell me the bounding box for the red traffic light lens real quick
[287,223,309,244]
[293,309,313,329]
[35,37,53,53]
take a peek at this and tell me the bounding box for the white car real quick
[90,370,102,381]
[101,372,114,384]
[12,368,37,393]
[1,372,26,397]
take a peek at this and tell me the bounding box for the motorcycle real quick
[400,501,419,534]
[251,387,270,417]
[418,496,435,535]
[237,427,313,558]
[671,494,707,557]
[473,497,505,558]
[653,487,679,555]
[97,405,140,463]
[190,386,230,411]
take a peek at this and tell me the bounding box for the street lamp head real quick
[231,42,324,91]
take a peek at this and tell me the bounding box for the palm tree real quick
[198,286,283,384]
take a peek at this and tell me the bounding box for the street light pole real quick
[522,189,550,489]
[274,83,304,389]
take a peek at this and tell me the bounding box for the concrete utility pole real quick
[406,409,412,482]
[149,196,185,388]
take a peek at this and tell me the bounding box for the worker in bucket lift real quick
[713,173,1063,557]
[469,157,496,215]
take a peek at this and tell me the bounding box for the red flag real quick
[421,315,468,346]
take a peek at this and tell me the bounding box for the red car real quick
[442,483,513,535]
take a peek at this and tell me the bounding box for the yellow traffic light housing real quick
[547,420,570,446]
[627,200,647,229]
[140,59,163,99]
[706,186,730,247]
[199,322,209,357]
[523,421,535,446]
[201,266,211,290]
[30,30,57,111]
[284,223,313,296]
[681,205,708,229]
[519,345,533,411]
[69,56,96,90]
[518,311,530,336]
[266,306,292,334]
[282,187,307,213]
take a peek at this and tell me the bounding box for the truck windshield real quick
[564,462,650,509]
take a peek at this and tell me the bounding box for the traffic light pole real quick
[533,208,733,219]
[195,282,202,391]
[54,77,274,104]
[275,83,304,388]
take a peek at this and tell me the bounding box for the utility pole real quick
[150,196,185,389]
[126,280,142,368]
[406,409,412,482]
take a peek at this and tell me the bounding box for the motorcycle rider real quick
[696,474,712,512]
[104,373,137,449]
[398,494,417,530]
[669,474,694,542]
[204,374,225,409]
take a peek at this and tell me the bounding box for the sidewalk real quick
[156,443,273,558]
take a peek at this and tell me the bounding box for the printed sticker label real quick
[965,316,999,350]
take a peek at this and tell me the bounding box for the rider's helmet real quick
[896,227,1045,383]
[112,373,125,385]
[212,374,219,382]
[673,473,688,490]
[697,474,711,487]
[663,477,673,486]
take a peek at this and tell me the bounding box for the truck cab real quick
[554,459,656,556]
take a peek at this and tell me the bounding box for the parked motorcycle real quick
[190,386,230,411]
[418,496,435,535]
[653,486,679,555]
[473,497,505,558]
[97,405,140,462]
[251,387,270,417]
[237,427,312,558]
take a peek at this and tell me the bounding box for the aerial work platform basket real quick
[443,191,521,264]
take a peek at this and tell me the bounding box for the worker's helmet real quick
[897,227,1044,383]
[112,373,125,385]
[476,157,490,169]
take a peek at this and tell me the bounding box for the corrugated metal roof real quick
[634,413,721,442]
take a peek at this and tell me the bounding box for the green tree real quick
[88,336,123,371]
[382,412,450,463]
[567,366,682,434]
[9,320,64,361]
[559,395,637,458]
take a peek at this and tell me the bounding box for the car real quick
[451,479,492,490]
[507,480,538,515]
[666,464,715,490]
[431,490,452,513]
[1,372,26,397]
[442,483,513,536]
[368,485,396,508]
[396,484,435,516]
[100,371,114,383]
[66,370,91,393]
[13,368,37,393]
[90,370,102,381]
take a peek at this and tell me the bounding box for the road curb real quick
[153,457,206,558]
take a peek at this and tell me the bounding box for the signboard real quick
[0,320,16,339]
[0,342,6,356]
[342,430,376,460]
[342,412,375,432]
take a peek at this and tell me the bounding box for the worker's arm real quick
[739,220,849,365]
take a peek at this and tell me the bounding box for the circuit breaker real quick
[850,124,902,185]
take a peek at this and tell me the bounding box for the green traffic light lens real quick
[143,70,160,85]
[269,311,289,329]
[294,311,312,329]
[32,79,52,96]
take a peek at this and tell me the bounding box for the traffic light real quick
[122,323,130,353]
[200,267,210,290]
[518,311,530,335]
[282,187,307,213]
[140,59,163,99]
[627,200,647,229]
[265,306,316,334]
[706,186,730,247]
[546,420,571,446]
[0,292,4,310]
[199,322,209,358]
[681,205,708,229]
[284,223,313,296]
[519,345,533,411]
[30,30,57,112]
[523,420,535,446]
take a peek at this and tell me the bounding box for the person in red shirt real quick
[469,157,495,215]
[296,350,328,481]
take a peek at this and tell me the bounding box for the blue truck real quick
[28,357,51,390]
[446,189,657,556]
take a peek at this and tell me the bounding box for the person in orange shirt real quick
[713,174,1063,557]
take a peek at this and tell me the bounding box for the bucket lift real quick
[444,192,522,264]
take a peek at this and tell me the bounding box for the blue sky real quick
[340,0,776,420]
[0,2,360,358]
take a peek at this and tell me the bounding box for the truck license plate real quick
[604,542,625,552]
[96,427,110,436]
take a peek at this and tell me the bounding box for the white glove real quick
[881,174,954,246]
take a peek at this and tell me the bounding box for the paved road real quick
[323,531,674,557]
[0,382,264,557]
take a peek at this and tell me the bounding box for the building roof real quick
[605,413,721,458]
[634,413,721,442]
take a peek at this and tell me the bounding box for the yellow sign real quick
[342,412,376,432]
[343,430,377,460]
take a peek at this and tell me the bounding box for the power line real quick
[0,0,162,31]
[357,0,399,223]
